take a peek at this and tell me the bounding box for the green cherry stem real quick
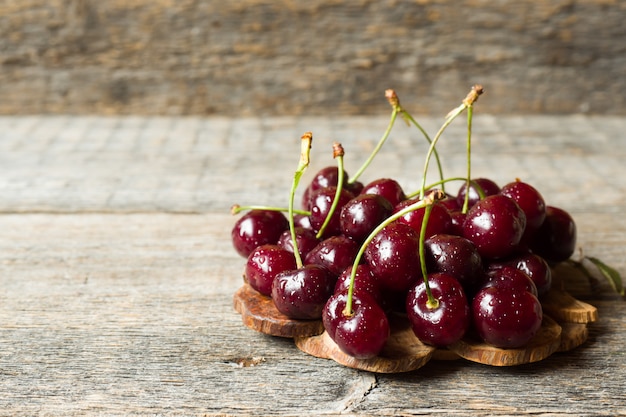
[230,204,310,217]
[399,108,446,194]
[461,105,474,214]
[418,192,440,309]
[419,85,484,200]
[348,90,399,185]
[342,197,429,317]
[315,142,346,239]
[289,132,313,268]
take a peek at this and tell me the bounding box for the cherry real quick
[530,206,577,263]
[294,214,313,230]
[245,244,297,296]
[308,186,354,238]
[439,195,460,212]
[489,252,552,296]
[360,178,406,207]
[323,291,390,359]
[364,222,422,292]
[424,234,483,292]
[462,194,527,260]
[302,166,350,209]
[304,235,360,276]
[278,227,319,259]
[482,265,538,297]
[271,264,337,320]
[334,264,383,306]
[405,272,470,347]
[472,285,542,349]
[339,194,393,242]
[394,199,452,239]
[456,178,500,209]
[231,210,289,258]
[500,179,546,236]
[448,210,466,236]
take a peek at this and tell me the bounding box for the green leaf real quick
[586,256,625,296]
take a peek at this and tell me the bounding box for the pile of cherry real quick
[230,88,602,372]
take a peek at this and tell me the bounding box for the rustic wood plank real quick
[0,213,624,415]
[0,1,624,116]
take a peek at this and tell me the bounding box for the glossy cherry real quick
[489,252,552,296]
[334,264,384,306]
[231,210,290,258]
[360,178,406,207]
[364,222,422,292]
[304,235,360,276]
[301,166,350,210]
[500,179,546,236]
[271,264,337,320]
[462,194,526,260]
[308,186,354,238]
[340,194,393,242]
[405,273,470,347]
[323,291,390,359]
[278,227,319,259]
[394,199,452,240]
[530,206,577,263]
[245,244,297,296]
[456,177,500,208]
[482,265,538,297]
[472,285,543,349]
[424,234,483,292]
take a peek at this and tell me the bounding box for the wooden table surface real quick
[1,114,625,416]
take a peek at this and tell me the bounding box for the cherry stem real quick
[418,193,439,309]
[342,197,429,317]
[289,132,313,268]
[316,142,345,239]
[230,204,310,216]
[419,85,484,201]
[462,105,474,214]
[348,91,399,184]
[399,110,446,194]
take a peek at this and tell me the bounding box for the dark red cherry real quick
[294,214,313,230]
[304,235,360,276]
[456,178,500,208]
[489,252,552,296]
[301,166,350,210]
[334,264,383,306]
[530,206,577,263]
[424,234,483,292]
[482,265,538,297]
[472,286,542,349]
[245,244,297,296]
[340,194,393,242]
[364,222,422,292]
[394,199,452,239]
[271,264,337,320]
[462,194,526,260]
[323,291,390,359]
[309,187,354,238]
[278,227,319,259]
[231,210,289,258]
[405,273,470,347]
[512,253,552,296]
[500,179,546,235]
[448,210,466,236]
[360,178,406,207]
[439,195,460,212]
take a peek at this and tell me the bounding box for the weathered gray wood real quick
[1,113,626,415]
[0,213,624,416]
[0,1,624,116]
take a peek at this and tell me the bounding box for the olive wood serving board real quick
[295,319,436,373]
[233,282,597,371]
[233,283,324,338]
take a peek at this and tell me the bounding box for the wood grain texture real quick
[0,212,625,416]
[0,0,624,115]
